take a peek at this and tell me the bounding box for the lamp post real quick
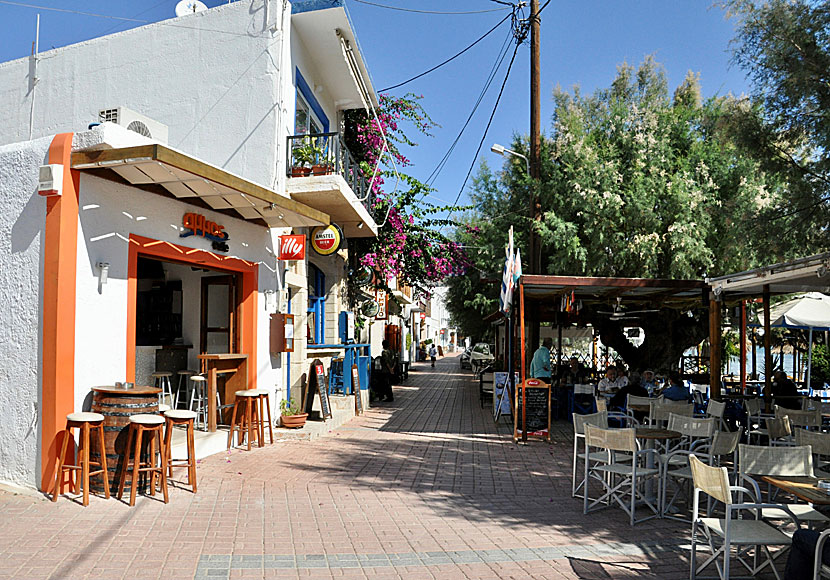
[491,143,530,175]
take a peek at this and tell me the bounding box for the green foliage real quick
[279,397,303,417]
[811,343,830,387]
[292,137,323,167]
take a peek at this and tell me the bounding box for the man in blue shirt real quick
[530,338,553,383]
[661,371,691,402]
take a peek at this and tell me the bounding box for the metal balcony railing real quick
[286,132,375,216]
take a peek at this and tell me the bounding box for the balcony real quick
[285,133,378,238]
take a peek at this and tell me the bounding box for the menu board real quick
[514,379,550,441]
[493,372,518,421]
[305,360,332,420]
[352,364,363,415]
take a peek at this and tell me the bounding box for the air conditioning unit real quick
[98,106,169,144]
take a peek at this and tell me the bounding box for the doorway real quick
[201,274,240,355]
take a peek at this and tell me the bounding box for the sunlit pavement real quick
[0,355,784,579]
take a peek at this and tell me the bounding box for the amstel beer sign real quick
[310,224,343,256]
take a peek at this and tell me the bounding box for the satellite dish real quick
[175,0,208,17]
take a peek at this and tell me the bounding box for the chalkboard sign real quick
[352,364,363,415]
[514,379,550,441]
[305,359,332,420]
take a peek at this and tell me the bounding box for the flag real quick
[512,248,522,287]
[499,227,514,314]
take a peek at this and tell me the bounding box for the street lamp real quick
[490,143,530,175]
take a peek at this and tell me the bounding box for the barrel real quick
[89,389,159,493]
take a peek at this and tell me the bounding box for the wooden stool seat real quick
[250,389,274,445]
[157,404,171,413]
[52,412,110,506]
[228,390,263,451]
[152,372,175,408]
[117,414,169,506]
[163,409,197,493]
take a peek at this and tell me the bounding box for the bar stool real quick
[251,388,274,445]
[158,403,171,413]
[163,409,198,493]
[151,371,174,407]
[189,375,221,431]
[52,412,110,506]
[176,370,196,409]
[228,390,262,451]
[117,414,169,506]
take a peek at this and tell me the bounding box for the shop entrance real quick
[201,275,239,355]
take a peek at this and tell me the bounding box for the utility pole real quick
[528,0,542,368]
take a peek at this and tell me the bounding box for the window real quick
[307,264,326,344]
[295,92,323,136]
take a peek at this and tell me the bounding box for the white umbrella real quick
[761,292,830,387]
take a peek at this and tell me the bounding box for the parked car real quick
[460,347,472,369]
[469,342,495,374]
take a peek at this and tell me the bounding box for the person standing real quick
[429,344,438,367]
[530,338,553,383]
[380,340,396,402]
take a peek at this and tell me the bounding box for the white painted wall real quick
[0,135,50,486]
[0,0,291,191]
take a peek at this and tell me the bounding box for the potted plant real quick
[291,138,323,177]
[279,397,308,428]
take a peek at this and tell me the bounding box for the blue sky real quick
[0,0,750,211]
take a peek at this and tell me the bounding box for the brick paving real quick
[0,355,787,579]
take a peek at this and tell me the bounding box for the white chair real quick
[738,444,828,526]
[689,454,795,580]
[583,425,660,526]
[706,400,727,431]
[795,429,830,478]
[571,411,609,499]
[814,529,830,579]
[662,430,741,519]
[651,401,694,428]
[777,405,822,431]
[626,394,653,424]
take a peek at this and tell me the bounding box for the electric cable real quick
[352,0,509,15]
[446,40,522,220]
[424,27,514,186]
[379,13,511,92]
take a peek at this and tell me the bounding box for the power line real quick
[447,41,522,220]
[352,0,509,15]
[425,27,514,186]
[379,13,511,92]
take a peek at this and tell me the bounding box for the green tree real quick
[449,57,809,371]
[724,0,830,238]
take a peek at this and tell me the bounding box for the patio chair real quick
[745,398,771,444]
[572,410,609,499]
[689,454,796,580]
[815,529,830,580]
[706,400,728,431]
[583,425,660,526]
[738,444,828,527]
[596,396,639,428]
[570,383,595,416]
[662,430,740,520]
[626,394,653,424]
[651,401,694,428]
[795,429,830,478]
[776,405,822,431]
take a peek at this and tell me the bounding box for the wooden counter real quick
[198,353,248,431]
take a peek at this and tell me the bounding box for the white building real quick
[0,0,386,490]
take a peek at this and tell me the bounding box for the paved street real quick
[0,355,778,579]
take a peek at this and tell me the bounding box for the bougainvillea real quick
[345,94,469,296]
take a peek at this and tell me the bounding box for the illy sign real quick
[279,235,306,260]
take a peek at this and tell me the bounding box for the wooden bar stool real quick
[151,371,174,407]
[52,412,110,506]
[228,390,261,451]
[117,414,169,506]
[251,388,274,445]
[163,409,198,493]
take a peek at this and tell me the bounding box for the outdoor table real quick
[198,353,248,431]
[759,475,830,506]
[90,384,161,492]
[636,428,682,500]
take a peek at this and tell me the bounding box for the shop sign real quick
[279,234,306,260]
[310,224,343,256]
[181,212,229,252]
[375,289,388,320]
[420,312,426,321]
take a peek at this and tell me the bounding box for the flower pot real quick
[291,166,311,178]
[311,164,333,176]
[281,413,308,428]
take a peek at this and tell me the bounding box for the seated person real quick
[660,371,691,402]
[772,369,801,410]
[785,528,830,579]
[597,367,619,395]
[615,363,630,388]
[559,355,588,386]
[641,369,659,395]
[609,372,649,410]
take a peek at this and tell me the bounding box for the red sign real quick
[420,313,426,320]
[310,224,343,256]
[279,234,306,260]
[181,212,228,242]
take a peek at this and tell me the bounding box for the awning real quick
[71,144,329,229]
[707,252,830,297]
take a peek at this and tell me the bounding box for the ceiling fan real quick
[597,297,660,320]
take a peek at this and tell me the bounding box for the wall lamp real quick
[96,261,110,285]
[491,143,530,174]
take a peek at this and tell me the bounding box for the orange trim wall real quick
[41,133,80,492]
[126,234,258,389]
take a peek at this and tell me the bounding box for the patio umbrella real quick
[760,292,830,387]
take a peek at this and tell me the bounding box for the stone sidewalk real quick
[0,356,784,579]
